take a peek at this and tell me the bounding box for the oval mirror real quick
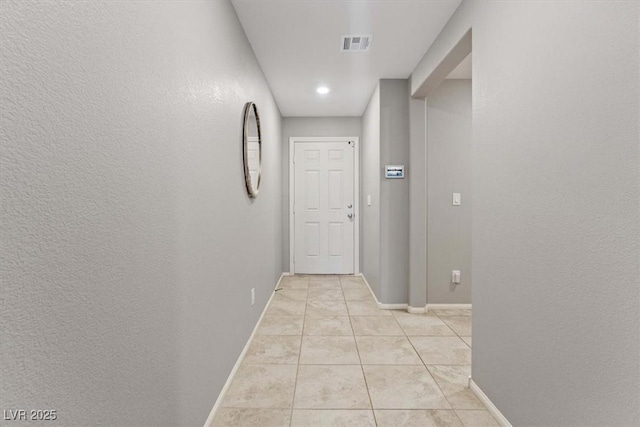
[242,102,262,198]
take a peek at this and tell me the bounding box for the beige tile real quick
[294,365,371,409]
[212,408,291,427]
[291,410,376,426]
[409,337,471,365]
[392,309,439,318]
[462,336,472,348]
[223,364,297,408]
[244,335,301,364]
[395,314,456,336]
[432,309,472,317]
[391,309,418,317]
[363,365,451,409]
[310,275,341,281]
[428,365,484,409]
[306,299,348,316]
[342,287,373,301]
[303,315,352,336]
[273,289,308,301]
[441,316,472,336]
[309,276,341,287]
[299,336,360,364]
[307,287,344,301]
[340,276,366,287]
[355,336,422,365]
[341,283,369,293]
[375,410,463,427]
[455,410,500,427]
[350,316,404,336]
[267,299,306,316]
[258,315,304,336]
[279,276,310,289]
[346,300,391,316]
[308,284,342,292]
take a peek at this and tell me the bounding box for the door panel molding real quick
[289,137,359,274]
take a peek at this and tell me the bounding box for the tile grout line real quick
[289,275,309,427]
[429,311,482,425]
[403,312,462,414]
[342,275,378,427]
[432,311,480,421]
[270,276,479,426]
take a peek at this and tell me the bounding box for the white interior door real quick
[293,141,355,274]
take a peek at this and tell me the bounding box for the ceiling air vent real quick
[340,34,372,52]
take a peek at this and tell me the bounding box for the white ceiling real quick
[232,0,462,117]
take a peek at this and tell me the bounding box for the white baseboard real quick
[358,274,380,304]
[407,305,426,314]
[426,303,472,312]
[378,302,408,310]
[203,273,284,427]
[358,274,407,310]
[354,278,472,314]
[469,379,512,427]
[274,273,289,290]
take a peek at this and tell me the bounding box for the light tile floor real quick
[214,275,499,427]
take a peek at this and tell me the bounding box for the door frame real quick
[289,136,360,275]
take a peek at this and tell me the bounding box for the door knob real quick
[347,204,353,209]
[347,213,353,219]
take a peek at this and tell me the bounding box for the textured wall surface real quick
[361,85,381,297]
[0,1,282,426]
[427,79,472,304]
[379,79,410,304]
[413,0,640,425]
[281,117,361,272]
[361,80,411,305]
[408,92,427,308]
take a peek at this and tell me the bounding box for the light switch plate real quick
[452,193,461,206]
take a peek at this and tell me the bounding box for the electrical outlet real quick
[452,270,461,284]
[251,288,255,306]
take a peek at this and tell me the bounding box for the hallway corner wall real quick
[426,79,472,304]
[412,0,640,425]
[379,79,411,304]
[0,1,282,425]
[362,80,411,304]
[408,88,428,308]
[361,84,382,298]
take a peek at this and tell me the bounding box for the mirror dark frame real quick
[242,102,262,198]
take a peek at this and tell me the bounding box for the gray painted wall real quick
[0,1,282,426]
[281,117,361,272]
[427,79,472,304]
[412,1,639,425]
[362,80,411,304]
[361,85,382,298]
[379,80,411,304]
[408,89,428,308]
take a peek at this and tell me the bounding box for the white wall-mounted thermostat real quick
[385,165,405,179]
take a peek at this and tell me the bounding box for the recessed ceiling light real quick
[316,86,330,95]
